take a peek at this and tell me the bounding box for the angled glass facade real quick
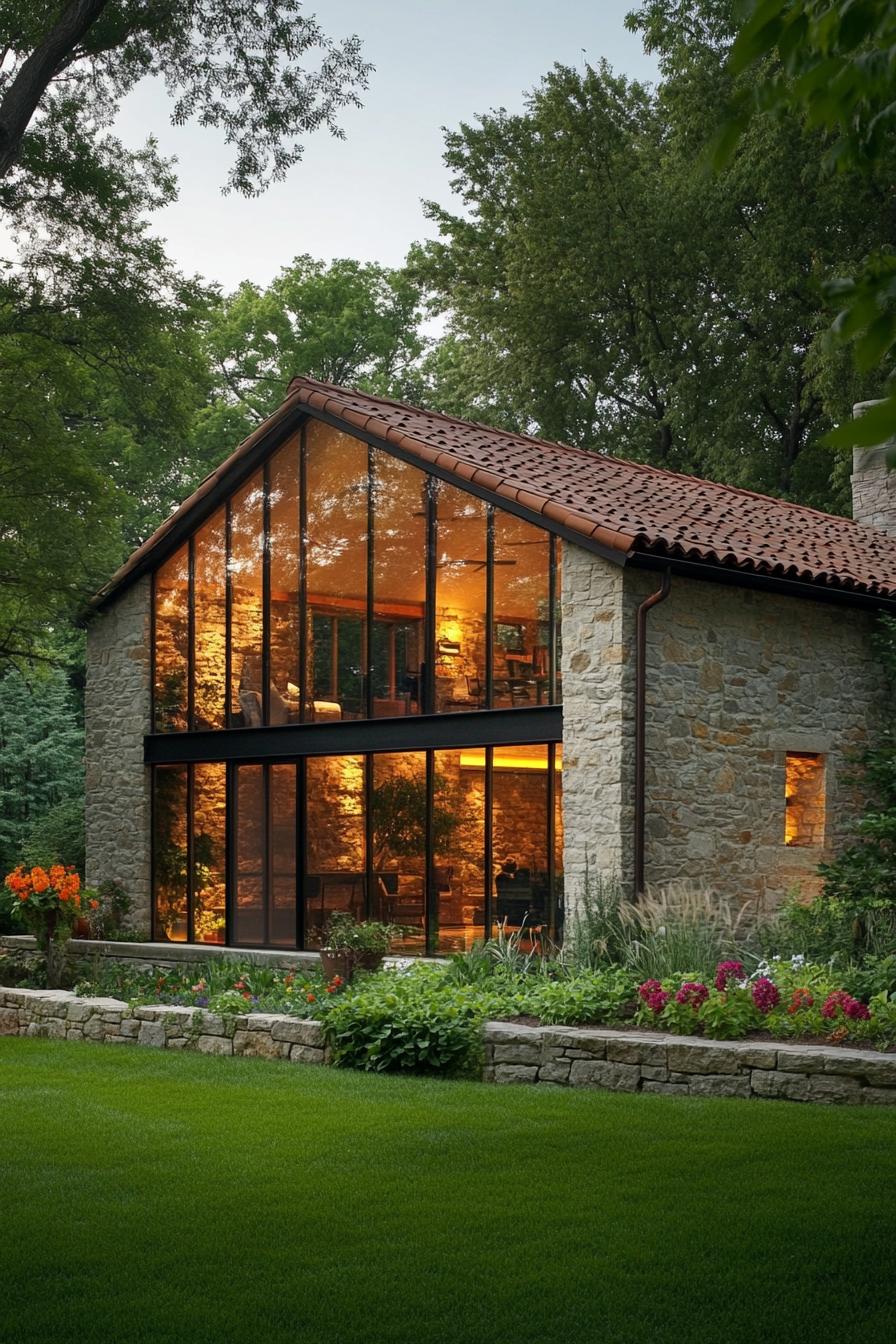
[149,416,563,951]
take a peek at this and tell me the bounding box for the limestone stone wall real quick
[483,1022,896,1105]
[560,546,886,916]
[0,986,329,1063]
[560,547,634,910]
[85,577,152,929]
[638,570,884,909]
[851,442,896,537]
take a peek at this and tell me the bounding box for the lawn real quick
[1,1041,894,1344]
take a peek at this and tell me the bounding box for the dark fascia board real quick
[145,705,563,766]
[629,550,896,616]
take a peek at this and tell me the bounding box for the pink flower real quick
[822,990,870,1022]
[714,960,745,992]
[638,979,663,1003]
[751,977,780,1014]
[675,981,709,1010]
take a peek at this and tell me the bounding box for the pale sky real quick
[114,0,658,292]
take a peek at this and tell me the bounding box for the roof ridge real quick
[289,374,861,532]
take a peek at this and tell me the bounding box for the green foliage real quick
[718,0,896,447]
[192,256,425,470]
[0,666,84,880]
[413,16,888,507]
[322,913,404,954]
[817,614,896,949]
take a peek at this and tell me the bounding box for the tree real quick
[412,9,890,506]
[0,665,84,885]
[191,256,425,473]
[714,0,896,453]
[0,2,372,663]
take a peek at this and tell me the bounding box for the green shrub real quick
[21,798,85,875]
[323,970,484,1075]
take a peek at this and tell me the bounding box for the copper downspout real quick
[633,568,672,899]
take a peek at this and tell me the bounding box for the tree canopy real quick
[411,0,892,508]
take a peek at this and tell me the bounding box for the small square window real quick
[784,752,826,847]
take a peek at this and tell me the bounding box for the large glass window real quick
[152,739,561,951]
[305,421,368,719]
[492,744,551,937]
[151,419,563,731]
[492,514,551,708]
[229,472,265,727]
[270,764,298,945]
[235,764,265,944]
[153,766,188,940]
[371,450,427,717]
[432,748,486,954]
[193,510,227,730]
[305,755,366,944]
[192,763,226,943]
[153,545,189,732]
[268,438,301,724]
[370,752,426,952]
[434,482,488,713]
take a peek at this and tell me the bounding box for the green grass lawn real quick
[1,1041,894,1344]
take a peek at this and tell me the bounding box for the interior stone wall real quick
[85,576,152,930]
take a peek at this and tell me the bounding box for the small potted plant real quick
[3,863,83,988]
[319,912,404,982]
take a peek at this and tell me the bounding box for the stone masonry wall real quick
[0,986,329,1064]
[560,546,634,909]
[560,543,886,917]
[483,1022,896,1105]
[85,576,153,929]
[852,443,896,537]
[637,570,885,909]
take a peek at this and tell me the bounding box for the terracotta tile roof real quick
[290,375,896,600]
[93,374,896,608]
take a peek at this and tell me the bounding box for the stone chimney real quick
[851,401,896,537]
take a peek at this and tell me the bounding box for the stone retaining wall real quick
[0,987,329,1065]
[483,1022,896,1105]
[4,988,895,1105]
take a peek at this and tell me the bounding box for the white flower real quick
[657,925,667,937]
[791,954,806,970]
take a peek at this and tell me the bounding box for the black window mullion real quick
[225,761,236,946]
[187,537,196,731]
[225,500,233,728]
[263,763,271,947]
[366,446,375,720]
[547,741,557,943]
[484,746,494,939]
[296,758,305,950]
[549,535,559,705]
[424,477,437,715]
[186,762,195,944]
[425,749,436,954]
[262,460,271,725]
[485,507,495,709]
[298,424,308,723]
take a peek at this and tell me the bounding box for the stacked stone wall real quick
[483,1022,896,1105]
[85,577,153,928]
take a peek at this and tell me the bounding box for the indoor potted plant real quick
[319,912,404,981]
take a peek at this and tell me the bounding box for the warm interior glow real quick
[785,752,826,846]
[459,746,560,771]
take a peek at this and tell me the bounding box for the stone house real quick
[86,377,896,951]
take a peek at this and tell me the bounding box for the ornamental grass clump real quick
[3,864,82,988]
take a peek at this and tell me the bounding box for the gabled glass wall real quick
[152,422,562,732]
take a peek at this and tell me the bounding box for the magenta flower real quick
[751,977,780,1014]
[714,960,745,992]
[822,990,870,1022]
[645,988,671,1015]
[638,979,664,1003]
[675,981,709,1010]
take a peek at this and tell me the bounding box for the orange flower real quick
[31,867,49,893]
[89,899,99,910]
[49,864,65,885]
